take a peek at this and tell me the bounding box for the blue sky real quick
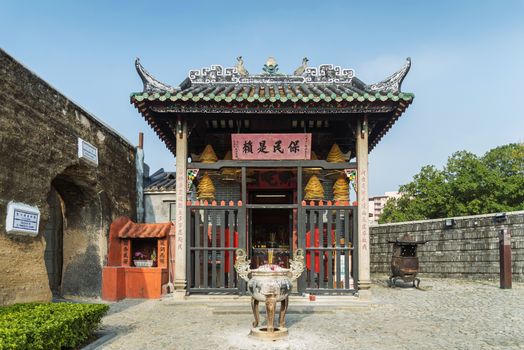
[1,1,523,196]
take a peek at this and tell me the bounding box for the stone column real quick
[356,117,371,291]
[173,118,188,298]
[135,133,145,223]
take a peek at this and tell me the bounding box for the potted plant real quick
[133,250,153,267]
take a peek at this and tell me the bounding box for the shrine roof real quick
[130,56,413,105]
[117,220,172,238]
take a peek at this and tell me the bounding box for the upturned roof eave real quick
[130,95,414,156]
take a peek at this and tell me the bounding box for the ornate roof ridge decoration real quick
[262,56,279,75]
[134,56,412,94]
[188,61,355,85]
[369,57,411,93]
[235,56,249,77]
[135,58,179,93]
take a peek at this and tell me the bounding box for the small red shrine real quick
[102,217,171,300]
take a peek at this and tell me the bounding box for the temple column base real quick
[357,288,372,301]
[358,279,372,290]
[172,279,187,300]
[172,289,186,300]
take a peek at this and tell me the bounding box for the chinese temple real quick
[130,56,413,297]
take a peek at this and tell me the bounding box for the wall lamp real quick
[444,218,455,229]
[494,212,507,223]
[361,119,367,138]
[176,119,183,136]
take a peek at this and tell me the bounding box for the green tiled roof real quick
[131,57,414,106]
[131,88,414,104]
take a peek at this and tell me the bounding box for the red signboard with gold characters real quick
[232,133,311,160]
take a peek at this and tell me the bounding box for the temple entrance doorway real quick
[248,191,294,269]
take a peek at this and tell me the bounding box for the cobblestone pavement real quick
[99,278,524,350]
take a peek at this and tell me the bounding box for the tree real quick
[482,144,524,211]
[379,143,524,223]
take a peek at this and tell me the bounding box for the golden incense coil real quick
[199,144,218,163]
[304,175,324,200]
[326,144,345,163]
[220,150,239,177]
[304,151,321,175]
[333,174,349,201]
[197,173,216,200]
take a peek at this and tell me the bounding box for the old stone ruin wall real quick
[0,49,137,305]
[370,211,524,282]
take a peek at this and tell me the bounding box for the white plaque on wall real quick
[78,137,98,166]
[6,202,41,237]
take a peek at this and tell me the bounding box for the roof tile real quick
[118,220,172,238]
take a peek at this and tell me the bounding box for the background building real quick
[369,191,401,224]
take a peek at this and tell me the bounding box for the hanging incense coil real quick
[220,150,240,178]
[304,175,324,201]
[197,173,216,200]
[199,144,218,163]
[333,174,349,201]
[326,144,345,163]
[305,151,321,174]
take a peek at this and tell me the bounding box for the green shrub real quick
[0,302,109,350]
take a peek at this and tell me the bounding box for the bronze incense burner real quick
[235,248,305,340]
[388,234,427,288]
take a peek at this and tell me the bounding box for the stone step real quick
[164,295,364,304]
[162,294,372,314]
[211,303,371,314]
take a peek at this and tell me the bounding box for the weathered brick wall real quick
[370,211,524,281]
[0,49,137,305]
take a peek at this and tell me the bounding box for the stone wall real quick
[0,49,137,305]
[370,211,524,281]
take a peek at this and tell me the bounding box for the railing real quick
[298,201,358,294]
[186,201,246,294]
[186,199,358,295]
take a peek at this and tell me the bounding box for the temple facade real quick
[131,56,414,297]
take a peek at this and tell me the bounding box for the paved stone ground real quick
[98,277,524,350]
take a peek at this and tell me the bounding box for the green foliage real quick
[0,302,109,350]
[380,143,524,223]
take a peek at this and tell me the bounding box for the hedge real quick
[0,302,109,350]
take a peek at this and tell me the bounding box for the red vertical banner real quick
[224,228,239,273]
[305,227,320,273]
[314,227,320,273]
[306,232,311,270]
[225,228,230,272]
